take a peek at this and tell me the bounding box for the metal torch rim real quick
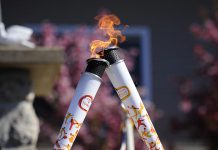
[86,58,110,66]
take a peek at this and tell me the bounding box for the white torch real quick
[100,46,164,150]
[54,58,109,150]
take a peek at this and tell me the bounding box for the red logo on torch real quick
[78,95,93,112]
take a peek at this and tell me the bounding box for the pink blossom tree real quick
[175,3,218,150]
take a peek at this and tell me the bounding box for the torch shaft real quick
[54,72,102,150]
[106,60,164,150]
[126,117,135,150]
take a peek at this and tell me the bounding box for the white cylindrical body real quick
[54,72,102,150]
[126,118,135,150]
[106,60,164,150]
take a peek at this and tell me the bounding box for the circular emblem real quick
[78,95,93,112]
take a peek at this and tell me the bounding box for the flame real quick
[90,14,126,58]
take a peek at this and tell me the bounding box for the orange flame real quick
[90,14,126,58]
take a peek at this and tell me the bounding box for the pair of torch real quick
[54,46,164,150]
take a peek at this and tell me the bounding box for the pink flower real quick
[193,44,214,63]
[180,99,192,113]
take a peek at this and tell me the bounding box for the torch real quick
[100,46,164,150]
[54,58,109,150]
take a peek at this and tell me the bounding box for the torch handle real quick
[54,72,102,150]
[106,60,164,150]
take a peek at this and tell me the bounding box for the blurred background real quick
[0,0,217,150]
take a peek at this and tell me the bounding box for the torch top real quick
[103,45,119,51]
[99,46,121,65]
[85,58,109,78]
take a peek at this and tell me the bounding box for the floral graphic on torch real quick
[137,117,147,129]
[65,112,73,125]
[145,113,155,127]
[156,137,161,145]
[126,103,163,149]
[69,130,79,143]
[59,127,67,140]
[149,141,157,149]
[64,144,71,150]
[148,141,162,150]
[69,117,81,130]
[139,102,145,114]
[150,126,158,137]
[127,102,145,119]
[55,127,67,149]
[128,105,139,118]
[141,128,152,138]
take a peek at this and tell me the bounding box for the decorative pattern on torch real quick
[54,113,81,150]
[126,102,164,150]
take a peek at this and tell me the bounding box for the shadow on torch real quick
[54,58,109,150]
[100,46,164,150]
